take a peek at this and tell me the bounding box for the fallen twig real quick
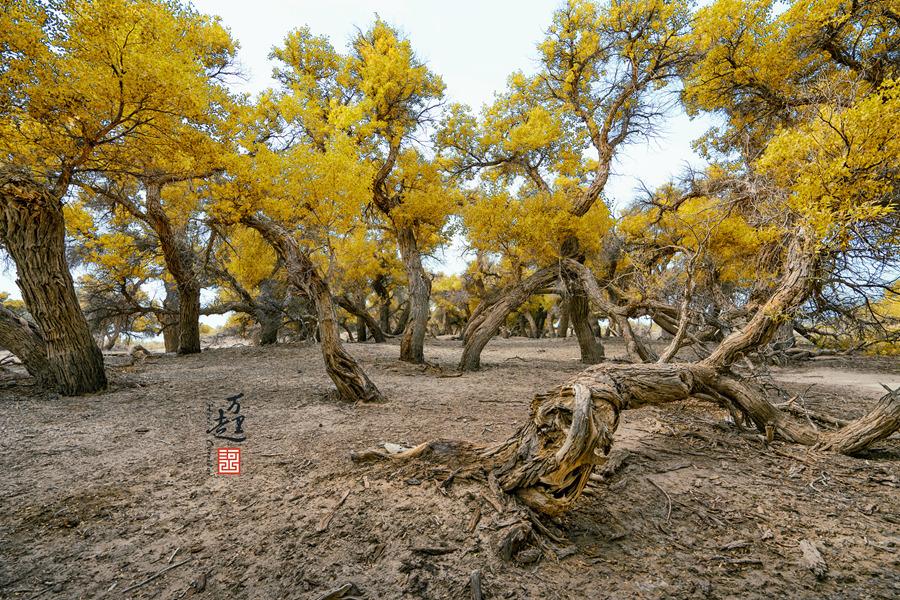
[121,558,192,593]
[470,570,483,600]
[316,489,351,532]
[647,478,672,525]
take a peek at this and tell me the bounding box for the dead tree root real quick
[350,363,900,559]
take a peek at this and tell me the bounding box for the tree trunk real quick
[0,303,53,389]
[393,300,410,336]
[161,282,180,353]
[556,300,570,338]
[337,295,387,343]
[396,226,431,364]
[701,236,816,369]
[523,311,539,339]
[243,216,383,403]
[373,274,391,333]
[0,171,107,395]
[458,267,558,371]
[144,176,201,355]
[354,362,900,519]
[257,310,281,345]
[177,281,202,354]
[561,259,656,363]
[570,293,605,364]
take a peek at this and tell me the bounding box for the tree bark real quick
[0,303,53,389]
[337,295,387,343]
[393,299,410,336]
[0,171,107,395]
[701,236,816,369]
[570,293,605,364]
[458,266,558,371]
[143,178,203,354]
[355,362,900,518]
[177,281,202,354]
[556,300,570,338]
[161,282,180,354]
[243,216,383,403]
[373,274,391,333]
[396,226,431,363]
[257,310,281,345]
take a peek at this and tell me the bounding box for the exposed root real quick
[349,362,900,560]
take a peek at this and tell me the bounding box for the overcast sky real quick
[1,0,708,300]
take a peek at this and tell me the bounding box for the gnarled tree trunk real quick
[0,303,53,389]
[144,177,202,355]
[570,293,605,364]
[337,295,387,343]
[243,216,383,403]
[0,171,107,395]
[396,226,431,363]
[458,266,558,371]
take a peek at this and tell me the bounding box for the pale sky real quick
[0,0,707,300]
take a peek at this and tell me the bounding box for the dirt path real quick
[1,338,898,599]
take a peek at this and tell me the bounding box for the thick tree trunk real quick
[177,281,202,354]
[396,226,431,363]
[144,177,201,355]
[257,310,281,345]
[337,295,387,343]
[243,216,383,403]
[161,282,180,353]
[459,267,558,372]
[0,172,107,395]
[570,293,605,364]
[0,303,53,389]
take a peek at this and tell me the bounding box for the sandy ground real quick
[1,337,899,600]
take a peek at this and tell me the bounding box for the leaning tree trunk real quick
[0,303,53,389]
[569,293,605,364]
[337,295,387,343]
[144,178,202,355]
[243,216,383,403]
[459,266,559,371]
[396,226,431,364]
[0,171,107,395]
